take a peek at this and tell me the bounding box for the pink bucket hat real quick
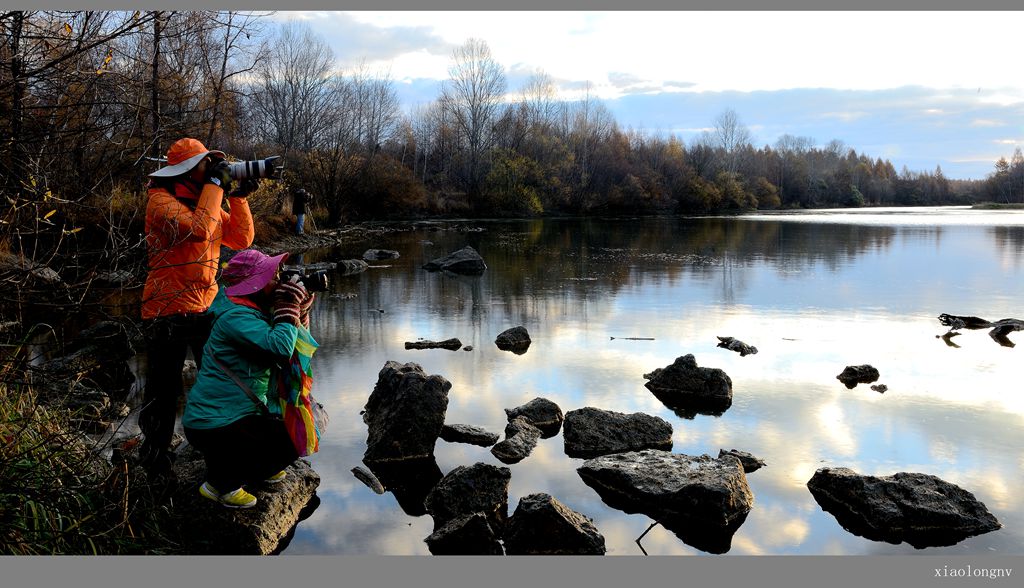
[221,249,288,296]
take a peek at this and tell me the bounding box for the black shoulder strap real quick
[211,356,270,416]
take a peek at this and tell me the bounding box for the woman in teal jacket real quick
[183,248,312,509]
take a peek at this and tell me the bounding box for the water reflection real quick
[280,211,1024,555]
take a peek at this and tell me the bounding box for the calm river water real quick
[279,206,1024,555]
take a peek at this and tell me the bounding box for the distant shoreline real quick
[971,202,1024,209]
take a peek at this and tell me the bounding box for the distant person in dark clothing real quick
[292,188,309,235]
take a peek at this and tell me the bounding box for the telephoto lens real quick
[281,269,330,293]
[227,155,282,180]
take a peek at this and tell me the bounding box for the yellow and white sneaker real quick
[199,482,257,509]
[264,470,287,484]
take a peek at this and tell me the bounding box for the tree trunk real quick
[150,11,162,160]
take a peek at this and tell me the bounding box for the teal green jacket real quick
[182,289,298,429]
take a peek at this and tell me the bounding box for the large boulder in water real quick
[495,326,532,353]
[424,512,504,555]
[577,450,753,528]
[577,450,753,554]
[503,493,606,555]
[807,467,1001,548]
[424,462,511,534]
[422,245,487,274]
[643,354,732,415]
[562,407,672,458]
[362,361,451,463]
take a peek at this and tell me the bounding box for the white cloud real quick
[285,11,1024,101]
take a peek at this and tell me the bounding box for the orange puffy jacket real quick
[141,181,255,320]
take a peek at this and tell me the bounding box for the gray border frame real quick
[5,1,1023,588]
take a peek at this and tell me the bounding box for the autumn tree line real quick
[1,10,1015,264]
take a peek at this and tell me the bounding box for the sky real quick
[273,11,1024,180]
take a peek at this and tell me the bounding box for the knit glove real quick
[273,276,307,326]
[299,291,315,328]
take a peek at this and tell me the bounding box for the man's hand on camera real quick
[229,178,260,198]
[205,159,233,193]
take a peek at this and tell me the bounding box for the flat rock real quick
[404,338,463,351]
[490,416,542,464]
[424,512,504,555]
[335,259,369,275]
[505,397,563,437]
[362,361,451,463]
[643,354,733,415]
[503,493,606,555]
[718,449,766,473]
[563,407,672,458]
[807,467,1001,548]
[425,462,511,533]
[440,424,500,447]
[422,245,487,274]
[170,446,321,554]
[836,365,880,389]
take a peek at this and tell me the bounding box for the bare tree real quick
[712,108,752,174]
[438,38,506,206]
[251,21,336,157]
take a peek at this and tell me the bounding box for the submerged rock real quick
[503,493,606,555]
[338,259,369,275]
[440,424,500,447]
[422,245,487,274]
[836,365,880,389]
[643,354,733,415]
[504,397,563,437]
[807,467,1001,549]
[425,462,511,534]
[716,336,758,356]
[495,326,532,353]
[718,449,766,473]
[490,416,542,464]
[362,361,451,463]
[363,249,400,260]
[563,407,672,458]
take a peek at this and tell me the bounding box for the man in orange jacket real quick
[138,137,256,480]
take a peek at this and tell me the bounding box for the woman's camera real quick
[280,269,330,292]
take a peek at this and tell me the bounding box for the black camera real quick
[280,269,330,292]
[228,156,282,180]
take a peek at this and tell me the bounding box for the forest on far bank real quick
[3,10,1023,268]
